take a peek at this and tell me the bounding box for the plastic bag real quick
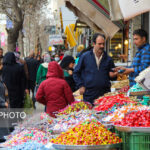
[24,93,33,108]
[34,84,39,98]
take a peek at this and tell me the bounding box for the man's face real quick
[93,36,105,57]
[133,34,146,48]
[0,50,3,57]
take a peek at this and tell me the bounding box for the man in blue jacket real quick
[73,33,118,104]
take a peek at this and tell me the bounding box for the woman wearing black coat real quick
[60,56,76,92]
[2,52,26,108]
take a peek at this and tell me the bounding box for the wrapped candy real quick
[57,101,92,115]
[103,104,150,122]
[94,94,136,112]
[115,110,150,127]
[51,119,122,145]
[51,110,97,132]
[1,128,50,148]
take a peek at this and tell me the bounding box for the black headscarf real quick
[3,52,16,65]
[60,56,75,69]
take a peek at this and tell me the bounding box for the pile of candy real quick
[8,141,49,150]
[94,94,136,112]
[51,110,97,132]
[118,86,130,93]
[115,110,150,127]
[40,113,53,124]
[51,120,122,145]
[103,104,150,122]
[128,83,145,92]
[8,113,54,138]
[1,129,50,148]
[111,80,129,89]
[57,101,92,115]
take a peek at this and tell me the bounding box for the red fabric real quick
[60,55,64,60]
[36,61,74,117]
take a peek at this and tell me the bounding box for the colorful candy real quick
[94,94,136,112]
[115,110,150,127]
[51,110,97,132]
[8,141,49,150]
[57,101,92,115]
[118,86,130,93]
[51,120,122,145]
[1,129,50,148]
[40,112,53,124]
[103,104,150,122]
[128,83,145,92]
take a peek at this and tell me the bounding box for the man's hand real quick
[123,68,134,75]
[109,71,118,78]
[79,86,85,95]
[115,66,126,71]
[68,70,73,75]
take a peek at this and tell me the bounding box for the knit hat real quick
[60,56,75,69]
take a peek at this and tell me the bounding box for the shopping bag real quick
[24,93,33,109]
[34,84,39,98]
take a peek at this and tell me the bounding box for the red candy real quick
[115,110,150,127]
[94,94,136,112]
[118,86,130,93]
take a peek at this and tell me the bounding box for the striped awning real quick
[65,0,123,38]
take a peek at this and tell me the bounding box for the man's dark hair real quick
[133,29,148,41]
[92,33,105,44]
[0,48,3,51]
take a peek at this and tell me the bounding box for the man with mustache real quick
[73,33,118,104]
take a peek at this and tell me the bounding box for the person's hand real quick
[115,66,126,71]
[68,70,73,75]
[123,68,134,75]
[5,102,8,108]
[109,71,118,78]
[79,86,85,95]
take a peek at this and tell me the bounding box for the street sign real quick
[49,34,64,45]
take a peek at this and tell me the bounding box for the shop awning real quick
[108,0,150,21]
[65,0,121,38]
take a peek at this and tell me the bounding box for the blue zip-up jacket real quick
[73,50,115,103]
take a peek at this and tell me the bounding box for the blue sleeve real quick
[73,55,85,88]
[134,49,150,74]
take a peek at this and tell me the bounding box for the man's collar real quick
[138,43,148,50]
[93,49,104,58]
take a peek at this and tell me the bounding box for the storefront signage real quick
[49,34,64,45]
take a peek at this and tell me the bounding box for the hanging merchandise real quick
[64,24,80,48]
[118,0,150,21]
[108,0,150,21]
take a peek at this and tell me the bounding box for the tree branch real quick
[1,6,13,21]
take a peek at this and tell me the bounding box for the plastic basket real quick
[121,132,150,150]
[109,127,121,138]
